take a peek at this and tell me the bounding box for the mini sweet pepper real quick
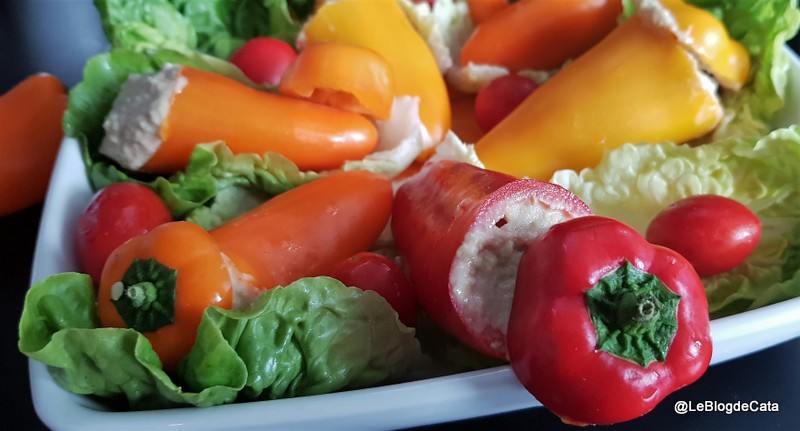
[508,215,712,425]
[392,160,591,358]
[97,221,238,372]
[474,1,728,179]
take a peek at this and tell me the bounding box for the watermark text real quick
[674,400,779,415]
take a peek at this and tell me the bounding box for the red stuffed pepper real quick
[508,215,712,425]
[392,160,591,358]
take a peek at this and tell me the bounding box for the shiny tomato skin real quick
[329,252,417,327]
[645,194,761,277]
[75,182,172,284]
[230,37,298,86]
[474,74,538,132]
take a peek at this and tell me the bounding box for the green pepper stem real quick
[111,258,177,333]
[617,292,658,327]
[584,260,681,367]
[124,282,159,308]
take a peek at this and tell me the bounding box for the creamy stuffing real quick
[450,198,575,353]
[100,64,186,170]
[222,253,261,310]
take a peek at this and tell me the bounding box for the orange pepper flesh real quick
[460,0,623,72]
[475,15,723,180]
[467,0,512,25]
[278,42,396,120]
[210,170,394,291]
[303,0,451,143]
[97,221,233,372]
[0,74,67,216]
[145,65,378,173]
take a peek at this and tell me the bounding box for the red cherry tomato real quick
[329,252,418,327]
[645,194,762,277]
[75,182,172,284]
[229,37,298,86]
[474,74,538,132]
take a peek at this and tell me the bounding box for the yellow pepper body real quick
[659,0,750,89]
[474,15,723,180]
[303,0,451,142]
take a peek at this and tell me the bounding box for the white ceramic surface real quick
[27,50,800,431]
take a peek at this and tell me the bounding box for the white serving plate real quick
[28,49,800,431]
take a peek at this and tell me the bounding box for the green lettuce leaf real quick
[551,126,800,318]
[18,274,423,410]
[156,142,318,226]
[94,0,315,59]
[17,273,191,409]
[94,0,198,53]
[181,276,424,400]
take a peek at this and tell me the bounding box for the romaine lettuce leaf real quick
[94,0,198,54]
[18,273,423,410]
[182,276,424,400]
[551,126,800,317]
[156,142,318,226]
[94,0,315,59]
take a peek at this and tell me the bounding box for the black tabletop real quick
[2,3,800,430]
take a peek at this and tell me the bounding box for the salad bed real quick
[15,0,800,426]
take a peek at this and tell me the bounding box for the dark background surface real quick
[2,2,800,430]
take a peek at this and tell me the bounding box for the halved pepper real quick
[474,7,725,180]
[508,215,712,425]
[303,0,451,143]
[392,160,591,358]
[278,42,396,120]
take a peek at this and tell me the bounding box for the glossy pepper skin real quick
[0,73,67,216]
[508,216,712,425]
[474,12,723,180]
[97,221,235,372]
[278,42,396,120]
[460,0,623,72]
[211,170,394,291]
[150,65,378,173]
[392,161,591,358]
[303,0,451,143]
